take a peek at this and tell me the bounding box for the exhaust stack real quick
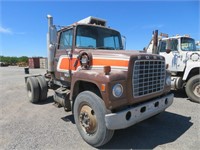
[47,15,57,73]
[152,30,158,54]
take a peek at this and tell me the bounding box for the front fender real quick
[183,62,200,80]
[70,69,128,109]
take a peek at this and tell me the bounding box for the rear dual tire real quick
[36,76,48,100]
[26,77,40,103]
[26,76,48,103]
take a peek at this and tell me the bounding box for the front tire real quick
[186,75,200,103]
[74,91,114,147]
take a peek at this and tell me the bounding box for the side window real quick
[171,39,178,51]
[159,39,178,52]
[59,29,73,49]
[159,41,166,52]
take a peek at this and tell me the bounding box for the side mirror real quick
[166,39,172,54]
[121,35,126,50]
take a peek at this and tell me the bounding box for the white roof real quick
[77,16,107,26]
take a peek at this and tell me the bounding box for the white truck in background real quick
[146,30,200,103]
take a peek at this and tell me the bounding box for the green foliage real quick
[0,56,28,65]
[18,56,28,63]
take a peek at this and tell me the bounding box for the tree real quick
[18,56,28,63]
[0,56,29,65]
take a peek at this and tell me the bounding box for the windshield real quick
[181,37,197,51]
[76,25,123,50]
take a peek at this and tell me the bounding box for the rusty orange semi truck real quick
[25,15,173,147]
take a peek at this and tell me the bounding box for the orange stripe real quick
[59,57,129,71]
[59,58,69,70]
[70,58,80,70]
[92,59,129,67]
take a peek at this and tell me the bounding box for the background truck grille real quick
[132,60,165,97]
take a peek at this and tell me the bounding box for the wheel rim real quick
[193,82,200,97]
[79,105,97,135]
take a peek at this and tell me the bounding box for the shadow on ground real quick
[36,96,54,105]
[61,114,75,124]
[172,89,187,98]
[100,111,192,149]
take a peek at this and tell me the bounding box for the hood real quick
[76,49,141,57]
[179,51,200,62]
[74,49,164,71]
[182,51,200,62]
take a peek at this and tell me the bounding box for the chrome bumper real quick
[105,93,174,130]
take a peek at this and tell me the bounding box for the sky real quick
[0,0,199,57]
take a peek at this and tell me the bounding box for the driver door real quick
[54,29,73,82]
[159,39,184,72]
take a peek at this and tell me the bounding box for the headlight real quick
[166,75,171,86]
[112,84,123,98]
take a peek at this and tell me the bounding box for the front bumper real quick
[105,93,174,130]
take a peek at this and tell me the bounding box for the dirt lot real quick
[0,66,199,150]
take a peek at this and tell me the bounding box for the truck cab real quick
[25,16,174,147]
[53,20,124,83]
[158,35,198,72]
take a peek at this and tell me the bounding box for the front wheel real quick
[185,75,200,103]
[73,91,114,147]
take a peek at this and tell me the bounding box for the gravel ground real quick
[0,66,199,150]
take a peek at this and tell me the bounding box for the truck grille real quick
[132,60,165,97]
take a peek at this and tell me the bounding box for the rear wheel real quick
[74,91,114,147]
[26,77,40,103]
[36,76,48,100]
[186,75,200,103]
